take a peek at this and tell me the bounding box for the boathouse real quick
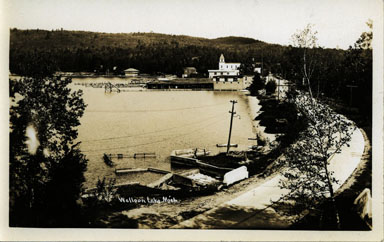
[146,78,213,90]
[124,68,139,77]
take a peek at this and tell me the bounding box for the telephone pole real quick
[278,77,280,101]
[226,100,237,154]
[346,84,358,107]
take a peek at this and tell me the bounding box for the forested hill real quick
[9,28,284,75]
[9,28,372,129]
[10,29,266,50]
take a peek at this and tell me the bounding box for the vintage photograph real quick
[3,0,383,239]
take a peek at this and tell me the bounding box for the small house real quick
[182,67,198,78]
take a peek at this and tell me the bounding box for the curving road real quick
[174,127,365,229]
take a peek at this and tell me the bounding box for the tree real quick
[239,61,255,75]
[9,74,87,227]
[265,80,277,95]
[291,24,319,99]
[343,20,372,116]
[274,93,355,228]
[248,73,265,96]
[355,19,373,50]
[274,22,373,229]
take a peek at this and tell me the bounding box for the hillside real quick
[9,28,372,141]
[9,28,282,75]
[10,29,269,51]
[211,36,262,45]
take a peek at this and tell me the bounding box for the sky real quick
[2,0,382,49]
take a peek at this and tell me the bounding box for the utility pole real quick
[261,51,264,76]
[277,77,280,101]
[226,100,237,154]
[346,84,358,107]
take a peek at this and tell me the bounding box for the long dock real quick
[104,152,156,159]
[115,168,148,174]
[115,167,170,175]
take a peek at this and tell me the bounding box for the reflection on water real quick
[72,78,259,188]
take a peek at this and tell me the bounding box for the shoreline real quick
[247,95,277,143]
[77,80,370,229]
[88,94,289,228]
[172,96,368,229]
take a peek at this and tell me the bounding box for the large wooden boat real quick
[170,148,234,178]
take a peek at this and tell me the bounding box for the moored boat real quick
[170,148,235,178]
[170,148,210,167]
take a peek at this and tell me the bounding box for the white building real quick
[208,54,241,78]
[209,54,250,91]
[124,68,139,77]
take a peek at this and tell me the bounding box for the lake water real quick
[72,77,264,188]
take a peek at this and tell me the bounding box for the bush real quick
[265,80,277,95]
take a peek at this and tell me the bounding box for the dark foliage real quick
[248,73,265,96]
[9,72,87,227]
[9,29,283,76]
[247,97,308,176]
[42,145,88,227]
[265,80,277,95]
[279,35,372,131]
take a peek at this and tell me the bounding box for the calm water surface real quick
[72,78,260,188]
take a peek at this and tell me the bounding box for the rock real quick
[223,166,249,186]
[353,188,372,229]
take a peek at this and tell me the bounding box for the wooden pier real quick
[115,167,170,175]
[216,144,238,148]
[104,152,156,159]
[115,168,147,174]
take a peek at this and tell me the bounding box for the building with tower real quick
[208,54,241,78]
[208,54,251,91]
